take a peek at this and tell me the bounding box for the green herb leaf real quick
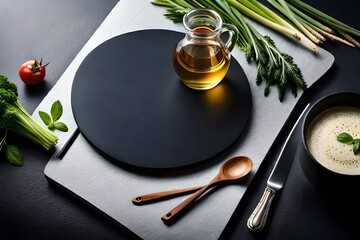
[5,145,24,166]
[53,122,68,132]
[40,100,68,133]
[48,122,55,131]
[39,111,51,126]
[336,132,354,144]
[353,139,360,155]
[51,100,63,122]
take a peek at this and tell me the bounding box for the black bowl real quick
[300,92,360,194]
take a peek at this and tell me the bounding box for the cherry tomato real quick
[19,59,48,85]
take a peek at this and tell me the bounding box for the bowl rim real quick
[301,91,360,177]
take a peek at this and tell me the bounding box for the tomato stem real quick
[31,59,49,74]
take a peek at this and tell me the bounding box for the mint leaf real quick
[337,133,360,156]
[5,145,23,166]
[48,122,55,131]
[51,100,63,122]
[40,100,68,132]
[53,122,68,132]
[39,111,51,126]
[353,139,360,155]
[336,132,354,144]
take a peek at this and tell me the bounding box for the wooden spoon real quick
[132,185,203,205]
[161,156,253,223]
[132,156,253,205]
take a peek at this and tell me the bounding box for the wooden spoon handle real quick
[132,185,204,205]
[161,184,211,223]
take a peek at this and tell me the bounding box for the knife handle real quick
[247,187,275,231]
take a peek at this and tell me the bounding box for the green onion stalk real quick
[268,0,360,48]
[227,0,317,52]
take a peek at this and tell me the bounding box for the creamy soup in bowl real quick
[300,92,360,193]
[306,106,360,175]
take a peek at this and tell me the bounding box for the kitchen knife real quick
[247,103,310,232]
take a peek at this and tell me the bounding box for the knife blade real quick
[247,103,310,232]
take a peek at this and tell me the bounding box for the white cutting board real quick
[41,0,334,239]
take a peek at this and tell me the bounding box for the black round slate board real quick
[71,29,252,170]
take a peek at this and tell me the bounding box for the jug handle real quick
[221,23,239,53]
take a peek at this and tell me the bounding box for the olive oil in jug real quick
[172,9,238,90]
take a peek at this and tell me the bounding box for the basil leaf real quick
[53,122,68,132]
[51,100,63,122]
[5,145,24,166]
[353,139,360,155]
[39,111,51,126]
[48,122,55,131]
[336,132,353,144]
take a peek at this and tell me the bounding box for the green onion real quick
[268,0,360,48]
[229,0,317,52]
[288,0,360,37]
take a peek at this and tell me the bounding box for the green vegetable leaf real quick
[353,139,359,155]
[51,100,63,122]
[53,122,68,132]
[39,111,51,126]
[5,145,24,166]
[40,100,68,132]
[336,133,360,155]
[48,123,55,131]
[336,132,354,144]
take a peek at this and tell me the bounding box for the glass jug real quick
[173,8,238,90]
